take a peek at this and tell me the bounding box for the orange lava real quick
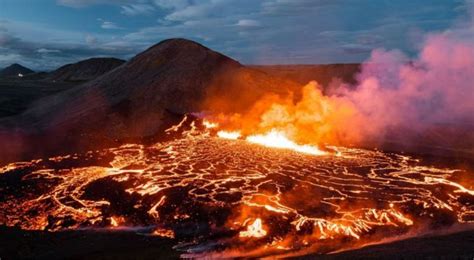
[217,130,241,140]
[0,117,473,257]
[239,218,267,238]
[246,129,327,155]
[207,121,326,155]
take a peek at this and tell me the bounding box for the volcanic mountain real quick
[0,38,298,160]
[47,57,125,82]
[0,63,34,78]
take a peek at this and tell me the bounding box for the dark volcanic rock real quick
[0,63,34,78]
[0,78,79,118]
[47,57,125,82]
[0,38,298,161]
[22,71,49,80]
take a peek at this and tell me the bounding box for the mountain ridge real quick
[47,57,125,82]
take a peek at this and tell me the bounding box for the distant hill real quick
[47,57,125,82]
[0,64,34,78]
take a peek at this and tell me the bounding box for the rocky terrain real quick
[1,225,473,259]
[0,79,77,118]
[47,57,125,82]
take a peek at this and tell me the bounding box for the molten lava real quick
[0,117,473,258]
[202,120,218,129]
[217,130,241,140]
[239,218,267,238]
[208,120,326,155]
[246,129,327,155]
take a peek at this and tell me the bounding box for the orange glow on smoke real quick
[205,81,370,151]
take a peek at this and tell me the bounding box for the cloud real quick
[0,32,18,47]
[85,34,98,44]
[236,19,261,27]
[0,20,139,70]
[261,0,339,16]
[8,0,470,69]
[56,0,139,8]
[58,0,156,16]
[120,3,155,16]
[37,48,61,53]
[152,0,190,10]
[0,53,23,65]
[164,3,214,21]
[100,20,122,29]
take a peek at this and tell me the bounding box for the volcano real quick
[0,38,298,161]
[0,63,34,78]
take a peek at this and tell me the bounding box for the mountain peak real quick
[0,63,34,77]
[152,38,213,50]
[133,38,242,68]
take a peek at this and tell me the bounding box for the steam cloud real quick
[335,24,474,136]
[329,5,474,148]
[215,2,474,151]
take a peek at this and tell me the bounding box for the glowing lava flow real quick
[217,130,241,140]
[205,120,326,155]
[203,120,218,129]
[239,218,267,238]
[246,129,327,155]
[0,118,473,258]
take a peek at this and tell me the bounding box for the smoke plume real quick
[211,2,474,152]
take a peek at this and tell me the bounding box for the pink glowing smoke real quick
[328,10,474,149]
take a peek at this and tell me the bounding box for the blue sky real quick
[0,0,470,70]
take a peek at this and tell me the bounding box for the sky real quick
[0,0,471,70]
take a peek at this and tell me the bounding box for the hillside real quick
[47,57,125,82]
